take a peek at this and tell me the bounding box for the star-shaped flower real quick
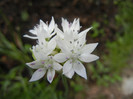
[54,18,99,79]
[54,40,99,79]
[24,17,56,44]
[24,17,99,83]
[26,40,62,83]
[26,55,62,83]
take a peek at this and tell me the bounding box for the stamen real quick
[41,61,45,64]
[66,57,69,60]
[48,64,52,67]
[50,56,52,59]
[31,63,35,65]
[49,76,52,81]
[38,69,42,72]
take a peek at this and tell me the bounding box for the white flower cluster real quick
[24,17,99,83]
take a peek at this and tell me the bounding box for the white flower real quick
[26,39,61,83]
[24,17,99,83]
[26,56,62,83]
[54,42,99,79]
[24,17,56,44]
[32,39,56,59]
[54,24,99,79]
[55,18,81,39]
[55,18,92,42]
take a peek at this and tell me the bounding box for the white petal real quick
[29,30,37,35]
[47,39,56,55]
[29,68,46,82]
[70,18,80,32]
[26,60,44,69]
[40,19,48,30]
[76,34,86,48]
[81,43,98,54]
[61,18,69,32]
[23,35,38,39]
[63,60,72,74]
[73,61,87,79]
[55,26,64,39]
[53,53,68,63]
[79,54,99,63]
[56,39,70,54]
[47,69,55,83]
[70,18,76,30]
[78,27,92,38]
[49,17,55,33]
[53,62,62,71]
[64,69,75,79]
[76,18,80,30]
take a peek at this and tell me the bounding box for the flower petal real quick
[78,27,92,38]
[40,19,48,30]
[73,61,87,79]
[79,54,99,63]
[61,18,69,32]
[47,39,56,55]
[29,68,46,82]
[29,29,37,35]
[55,26,64,39]
[47,69,55,83]
[64,68,75,79]
[23,35,38,39]
[70,18,80,32]
[56,39,70,54]
[26,60,43,69]
[81,43,98,54]
[53,53,68,63]
[63,60,72,74]
[49,17,55,33]
[53,62,62,71]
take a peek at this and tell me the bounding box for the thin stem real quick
[62,75,69,99]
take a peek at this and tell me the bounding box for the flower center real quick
[70,53,80,62]
[44,57,54,69]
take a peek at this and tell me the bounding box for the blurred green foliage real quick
[91,22,104,38]
[21,10,29,21]
[0,31,31,63]
[90,0,133,86]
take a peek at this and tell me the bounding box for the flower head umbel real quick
[54,18,99,79]
[24,17,56,44]
[25,17,99,83]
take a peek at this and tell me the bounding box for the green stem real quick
[62,75,69,99]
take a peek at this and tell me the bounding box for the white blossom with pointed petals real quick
[54,41,99,79]
[27,55,62,83]
[26,40,61,83]
[24,17,56,44]
[54,19,99,79]
[24,17,99,83]
[26,51,62,83]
